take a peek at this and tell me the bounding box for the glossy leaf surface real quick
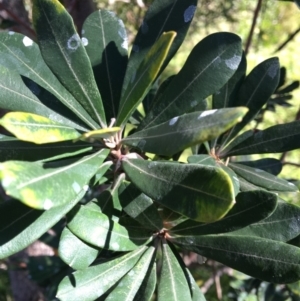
[0,192,85,259]
[222,121,300,156]
[186,268,206,301]
[106,246,155,301]
[75,127,121,142]
[0,149,109,209]
[122,0,198,95]
[67,204,152,251]
[58,227,99,270]
[82,10,128,121]
[123,107,247,156]
[0,112,81,144]
[32,0,106,127]
[122,159,235,222]
[173,235,300,283]
[157,241,192,301]
[231,201,300,242]
[56,246,147,301]
[141,32,243,128]
[117,32,176,127]
[119,181,163,231]
[0,32,98,129]
[170,190,277,236]
[227,57,280,139]
[229,163,297,192]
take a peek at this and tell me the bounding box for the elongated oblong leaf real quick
[0,32,98,130]
[32,0,106,127]
[172,234,300,283]
[106,246,155,301]
[227,57,280,140]
[0,112,81,144]
[75,127,121,142]
[67,204,152,251]
[122,107,247,156]
[0,192,85,259]
[0,149,109,209]
[141,32,243,129]
[82,10,128,121]
[122,159,235,223]
[122,0,198,95]
[56,246,148,301]
[229,163,297,192]
[158,241,192,301]
[231,201,300,242]
[221,121,300,156]
[170,190,277,236]
[58,227,99,270]
[117,32,176,127]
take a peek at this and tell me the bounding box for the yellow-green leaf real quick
[0,112,81,144]
[75,127,121,142]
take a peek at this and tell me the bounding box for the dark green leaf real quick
[231,201,300,242]
[58,227,99,270]
[122,107,247,156]
[170,190,277,236]
[117,31,176,127]
[122,0,198,95]
[187,154,216,166]
[133,260,157,301]
[172,234,300,283]
[213,51,247,109]
[32,0,106,127]
[82,10,128,121]
[67,203,152,251]
[0,112,81,144]
[0,191,85,259]
[0,135,92,161]
[56,246,148,301]
[119,181,163,231]
[157,240,192,301]
[0,32,98,130]
[141,32,243,128]
[238,176,262,191]
[122,159,235,223]
[225,57,280,140]
[229,163,297,192]
[234,158,282,176]
[185,268,206,301]
[0,149,109,209]
[221,121,300,156]
[106,246,155,301]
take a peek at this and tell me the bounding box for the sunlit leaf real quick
[122,159,235,222]
[56,246,148,301]
[0,112,81,144]
[0,32,97,129]
[170,190,277,236]
[75,127,121,142]
[0,149,109,209]
[141,32,243,129]
[58,227,99,270]
[122,107,247,156]
[32,0,106,127]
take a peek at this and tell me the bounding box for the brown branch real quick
[244,0,263,55]
[273,26,300,53]
[282,162,300,168]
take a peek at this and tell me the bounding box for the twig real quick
[282,162,300,168]
[273,26,300,53]
[244,0,263,55]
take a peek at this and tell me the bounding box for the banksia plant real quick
[0,0,300,300]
